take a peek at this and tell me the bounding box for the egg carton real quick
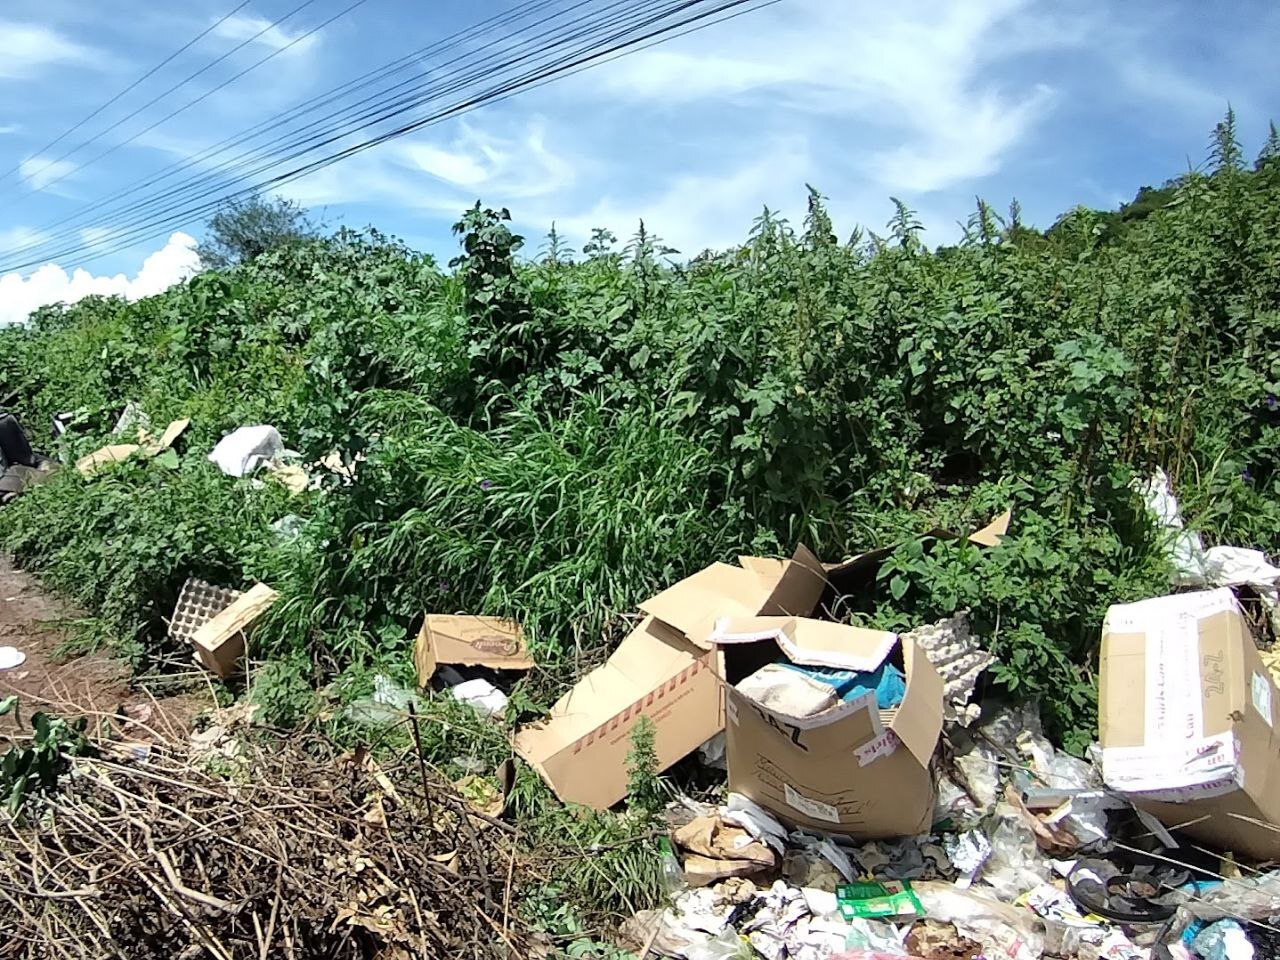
[169,577,242,644]
[903,613,994,726]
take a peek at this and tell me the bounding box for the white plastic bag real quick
[208,425,284,477]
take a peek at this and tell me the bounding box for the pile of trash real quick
[503,498,1280,960]
[618,686,1280,960]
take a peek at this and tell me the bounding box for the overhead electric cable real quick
[0,0,256,186]
[0,0,774,272]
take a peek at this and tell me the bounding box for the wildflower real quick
[1242,467,1254,483]
[1267,394,1278,412]
[479,479,493,491]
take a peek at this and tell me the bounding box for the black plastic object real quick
[0,413,37,471]
[1067,853,1191,923]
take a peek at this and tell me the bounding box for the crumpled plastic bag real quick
[209,424,285,477]
[912,882,1045,960]
[1137,469,1280,611]
[724,792,789,853]
[1191,920,1255,960]
[978,810,1051,901]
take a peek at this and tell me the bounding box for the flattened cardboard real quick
[822,511,1012,595]
[76,443,142,475]
[191,582,279,677]
[514,615,724,809]
[718,619,943,840]
[414,615,533,685]
[76,418,191,476]
[1099,588,1280,859]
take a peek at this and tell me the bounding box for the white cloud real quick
[212,14,319,55]
[0,233,200,327]
[867,84,1056,192]
[281,118,576,211]
[0,124,18,135]
[0,22,93,79]
[19,155,78,191]
[79,226,114,249]
[588,0,1063,194]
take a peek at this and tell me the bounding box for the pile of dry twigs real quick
[0,713,532,959]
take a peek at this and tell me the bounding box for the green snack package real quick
[836,880,924,920]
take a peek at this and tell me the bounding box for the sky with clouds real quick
[0,0,1277,324]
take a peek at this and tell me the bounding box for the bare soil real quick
[0,554,207,740]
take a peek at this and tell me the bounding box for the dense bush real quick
[1,121,1278,753]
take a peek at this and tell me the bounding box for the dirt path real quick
[0,555,207,740]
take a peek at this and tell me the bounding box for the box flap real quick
[640,546,827,648]
[413,614,532,685]
[639,563,765,647]
[154,418,191,450]
[514,616,709,757]
[967,509,1011,547]
[514,615,722,808]
[711,616,897,673]
[889,639,944,766]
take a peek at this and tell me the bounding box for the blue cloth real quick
[777,661,907,708]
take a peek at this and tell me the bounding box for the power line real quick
[9,0,323,197]
[0,0,256,186]
[0,0,571,256]
[0,0,775,272]
[1,0,638,261]
[4,0,760,270]
[27,0,372,199]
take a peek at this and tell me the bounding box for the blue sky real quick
[0,0,1277,321]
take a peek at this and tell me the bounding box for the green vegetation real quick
[0,118,1278,911]
[0,697,96,815]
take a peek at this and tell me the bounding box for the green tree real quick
[196,194,316,270]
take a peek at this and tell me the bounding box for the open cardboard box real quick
[514,513,1007,814]
[514,546,828,810]
[1100,588,1280,859]
[713,615,943,838]
[189,582,278,677]
[413,614,534,685]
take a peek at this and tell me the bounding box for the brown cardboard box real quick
[413,615,534,685]
[514,546,828,809]
[714,615,944,839]
[1099,588,1280,859]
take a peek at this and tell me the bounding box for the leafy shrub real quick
[1,115,1278,755]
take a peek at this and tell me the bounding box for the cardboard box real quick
[1099,588,1280,859]
[190,582,279,677]
[714,615,944,839]
[413,615,534,685]
[514,546,828,809]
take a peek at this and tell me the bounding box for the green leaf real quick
[153,449,180,470]
[0,695,17,717]
[889,575,909,602]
